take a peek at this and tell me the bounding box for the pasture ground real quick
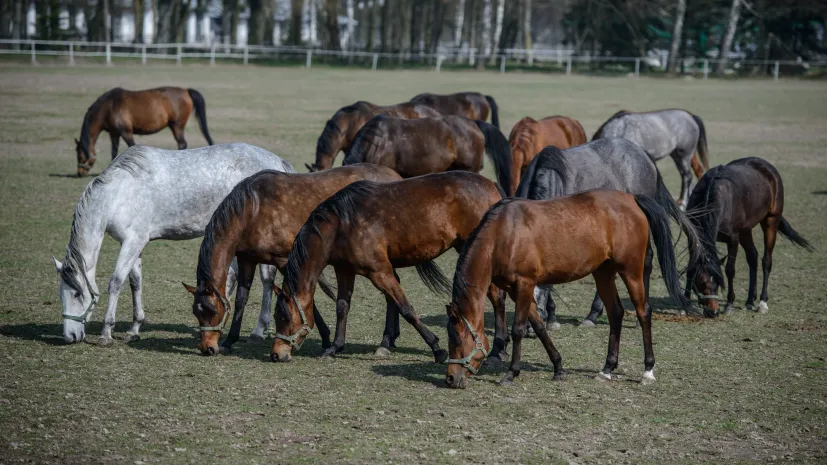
[0,64,825,464]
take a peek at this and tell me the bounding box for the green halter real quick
[445,317,488,375]
[693,289,719,301]
[199,292,232,333]
[274,298,311,351]
[62,270,99,324]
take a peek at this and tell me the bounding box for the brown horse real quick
[270,171,507,364]
[308,101,440,172]
[686,157,813,317]
[75,87,213,177]
[507,116,588,195]
[344,115,513,194]
[181,164,402,356]
[409,92,499,128]
[445,191,700,389]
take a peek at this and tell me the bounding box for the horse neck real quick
[454,237,495,321]
[65,193,108,290]
[81,108,104,157]
[199,222,244,296]
[291,218,339,308]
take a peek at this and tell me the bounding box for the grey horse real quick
[53,143,293,345]
[592,109,710,209]
[515,138,698,329]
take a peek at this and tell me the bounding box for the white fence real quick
[0,39,823,80]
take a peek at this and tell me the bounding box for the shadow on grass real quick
[0,322,197,347]
[48,173,98,178]
[812,190,827,195]
[371,357,561,387]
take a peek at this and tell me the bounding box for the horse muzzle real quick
[445,372,468,389]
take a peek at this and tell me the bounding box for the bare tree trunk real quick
[309,0,318,45]
[429,0,447,55]
[229,0,240,45]
[13,0,23,41]
[523,0,531,51]
[379,0,389,52]
[323,0,340,49]
[366,1,375,50]
[289,0,302,44]
[469,0,477,61]
[476,0,491,69]
[343,0,353,49]
[666,0,686,74]
[248,0,266,45]
[453,0,465,47]
[716,0,740,75]
[134,0,145,43]
[103,0,111,41]
[488,0,503,64]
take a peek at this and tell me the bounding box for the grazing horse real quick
[515,138,701,329]
[409,92,499,128]
[270,172,507,364]
[685,157,813,317]
[75,87,214,177]
[53,143,291,345]
[445,191,699,389]
[507,116,587,195]
[308,101,440,172]
[344,115,513,194]
[592,109,711,208]
[182,164,402,356]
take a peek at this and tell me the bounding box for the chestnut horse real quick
[75,87,213,177]
[685,157,813,317]
[182,164,402,356]
[270,172,507,364]
[308,101,440,172]
[507,116,587,195]
[344,115,513,194]
[445,191,700,389]
[409,92,499,128]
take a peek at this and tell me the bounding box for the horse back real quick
[113,87,191,134]
[724,157,784,218]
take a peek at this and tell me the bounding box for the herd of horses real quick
[57,87,813,389]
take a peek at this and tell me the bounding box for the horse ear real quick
[181,282,197,295]
[445,302,458,317]
[305,163,315,172]
[74,138,80,147]
[52,256,63,273]
[203,282,216,294]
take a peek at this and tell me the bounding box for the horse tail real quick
[475,120,512,196]
[634,195,696,314]
[187,88,214,145]
[484,95,500,129]
[778,216,814,251]
[691,114,710,171]
[415,261,452,295]
[515,150,540,198]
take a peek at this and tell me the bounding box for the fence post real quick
[105,42,111,66]
[243,46,248,65]
[30,40,36,65]
[500,55,506,73]
[773,61,779,80]
[469,48,475,67]
[306,49,312,68]
[210,43,216,66]
[436,55,444,72]
[566,55,571,75]
[703,59,708,80]
[372,53,378,71]
[635,58,640,77]
[528,49,534,67]
[68,42,74,66]
[141,44,147,65]
[176,44,182,65]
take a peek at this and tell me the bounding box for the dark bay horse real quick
[182,164,402,356]
[343,115,513,195]
[592,109,711,208]
[409,92,499,128]
[308,101,440,172]
[75,87,213,177]
[270,172,507,363]
[507,115,588,195]
[515,138,701,328]
[445,191,699,389]
[686,157,813,317]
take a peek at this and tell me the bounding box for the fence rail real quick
[0,39,823,79]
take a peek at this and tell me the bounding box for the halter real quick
[446,317,488,375]
[274,298,312,351]
[62,270,99,324]
[693,288,719,302]
[198,292,232,333]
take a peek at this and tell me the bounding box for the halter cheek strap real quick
[198,293,232,333]
[62,270,99,324]
[446,317,488,375]
[274,299,312,351]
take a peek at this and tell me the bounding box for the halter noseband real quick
[62,270,99,324]
[198,292,232,333]
[274,298,312,351]
[446,317,488,375]
[693,288,719,302]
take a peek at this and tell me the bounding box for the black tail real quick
[515,150,541,198]
[778,216,814,251]
[635,195,696,314]
[475,120,513,196]
[187,88,214,145]
[344,116,384,164]
[653,170,708,269]
[484,95,499,129]
[415,260,452,295]
[691,114,710,170]
[515,146,567,200]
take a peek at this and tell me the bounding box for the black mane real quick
[344,115,385,164]
[591,110,630,141]
[78,88,121,158]
[515,146,569,199]
[686,166,732,287]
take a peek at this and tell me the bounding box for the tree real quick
[488,0,504,64]
[380,0,390,52]
[322,0,341,49]
[343,0,354,49]
[716,0,741,74]
[134,0,145,43]
[429,0,448,54]
[667,0,686,73]
[248,0,271,46]
[476,0,491,68]
[522,0,531,51]
[453,0,466,47]
[289,0,302,45]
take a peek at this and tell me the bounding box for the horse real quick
[685,157,813,317]
[507,116,587,195]
[514,138,702,330]
[53,143,291,345]
[307,101,440,172]
[592,109,711,208]
[409,92,499,129]
[181,164,403,356]
[343,115,513,195]
[74,87,214,177]
[270,172,507,364]
[445,191,700,389]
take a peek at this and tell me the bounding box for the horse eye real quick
[74,291,82,299]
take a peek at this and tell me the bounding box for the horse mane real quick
[345,116,385,164]
[78,88,121,158]
[511,119,539,159]
[516,146,569,199]
[60,146,149,293]
[687,166,733,287]
[316,118,342,158]
[592,110,630,140]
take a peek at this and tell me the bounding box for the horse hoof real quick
[579,319,596,328]
[723,304,735,316]
[553,369,567,381]
[640,370,656,385]
[549,322,562,331]
[373,347,392,358]
[497,377,515,387]
[678,310,687,316]
[745,303,756,311]
[595,371,613,382]
[525,327,537,338]
[758,301,769,314]
[97,336,114,347]
[248,332,266,343]
[434,349,449,364]
[122,333,140,343]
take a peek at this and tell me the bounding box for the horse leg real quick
[638,243,654,326]
[378,271,402,355]
[690,153,704,179]
[487,284,509,361]
[581,291,605,327]
[250,264,277,342]
[321,266,356,358]
[169,123,187,150]
[222,258,256,351]
[225,258,238,297]
[593,265,621,380]
[526,287,566,381]
[758,217,779,313]
[544,287,559,330]
[719,238,739,314]
[99,237,146,345]
[125,254,144,342]
[499,279,534,385]
[121,129,136,147]
[621,268,656,385]
[368,268,446,364]
[672,152,693,209]
[738,232,758,312]
[109,131,120,160]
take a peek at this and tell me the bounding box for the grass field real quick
[0,64,825,464]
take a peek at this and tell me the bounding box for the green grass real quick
[0,63,826,464]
